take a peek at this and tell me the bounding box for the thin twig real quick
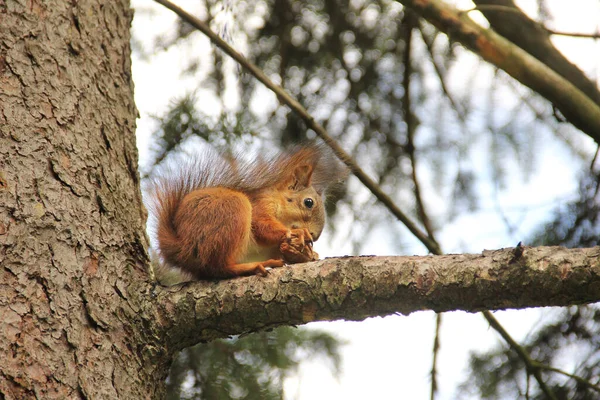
[503,78,593,163]
[417,24,467,121]
[544,28,600,39]
[462,5,600,39]
[486,308,600,395]
[153,0,442,254]
[534,362,600,393]
[591,146,600,171]
[430,313,442,400]
[482,310,558,400]
[403,14,438,249]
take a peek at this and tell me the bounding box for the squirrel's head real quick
[278,164,326,241]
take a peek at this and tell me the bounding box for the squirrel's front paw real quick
[285,228,313,249]
[280,239,319,264]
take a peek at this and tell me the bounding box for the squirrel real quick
[147,143,347,283]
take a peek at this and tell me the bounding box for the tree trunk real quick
[0,1,164,398]
[2,2,600,399]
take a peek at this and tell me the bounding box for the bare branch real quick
[544,28,600,40]
[471,0,600,107]
[152,246,600,349]
[418,24,468,122]
[396,0,600,144]
[485,301,600,396]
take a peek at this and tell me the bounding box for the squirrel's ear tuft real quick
[288,164,313,190]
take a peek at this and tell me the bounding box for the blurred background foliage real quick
[166,327,343,400]
[133,0,600,398]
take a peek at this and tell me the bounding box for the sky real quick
[130,1,600,398]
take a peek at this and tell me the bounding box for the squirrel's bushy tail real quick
[147,153,242,271]
[149,172,187,267]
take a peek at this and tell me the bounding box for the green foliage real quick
[460,306,600,400]
[148,93,258,168]
[165,327,344,400]
[530,172,600,248]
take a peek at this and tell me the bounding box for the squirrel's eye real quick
[303,198,314,209]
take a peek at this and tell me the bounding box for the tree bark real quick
[0,1,162,398]
[153,246,600,350]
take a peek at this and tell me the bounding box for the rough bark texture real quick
[0,1,161,399]
[396,0,600,144]
[153,246,600,351]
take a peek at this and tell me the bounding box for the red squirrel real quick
[147,143,346,282]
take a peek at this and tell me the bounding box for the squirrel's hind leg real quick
[222,259,285,277]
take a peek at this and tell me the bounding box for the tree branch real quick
[396,0,600,144]
[472,0,600,106]
[483,307,600,396]
[467,2,600,40]
[152,246,600,350]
